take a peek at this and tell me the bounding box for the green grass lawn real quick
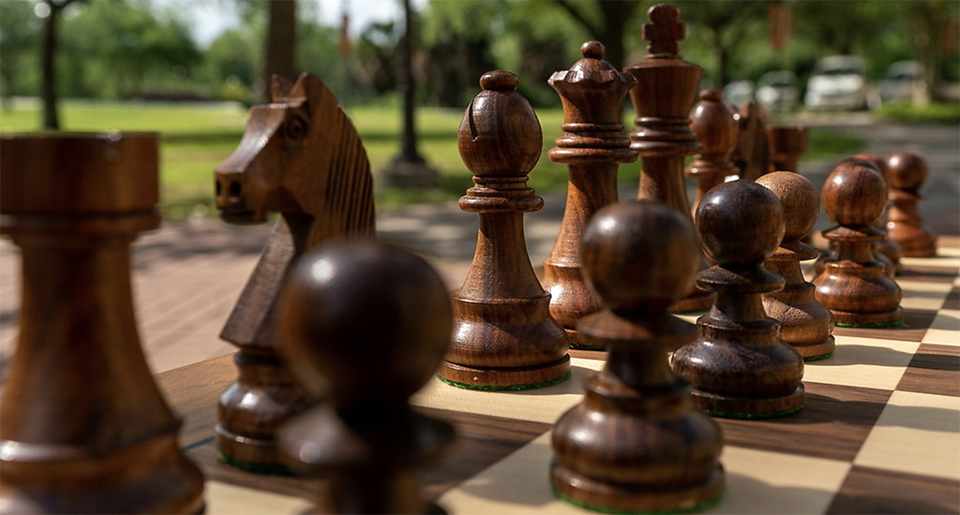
[1,100,865,221]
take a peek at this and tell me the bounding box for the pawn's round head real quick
[822,160,887,226]
[280,241,453,406]
[696,180,785,266]
[581,200,700,312]
[756,171,820,243]
[886,151,928,192]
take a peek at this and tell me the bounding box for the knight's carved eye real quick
[285,116,308,141]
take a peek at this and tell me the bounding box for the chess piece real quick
[766,124,808,173]
[855,153,902,275]
[814,161,903,327]
[0,134,204,513]
[687,89,740,216]
[542,41,638,348]
[439,70,571,390]
[672,180,805,418]
[731,102,769,181]
[214,74,376,471]
[551,200,724,513]
[886,151,937,257]
[278,242,455,514]
[756,172,836,361]
[624,3,714,313]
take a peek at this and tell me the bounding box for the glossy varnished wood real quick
[0,134,204,514]
[687,89,739,216]
[855,153,902,275]
[671,180,806,418]
[552,200,724,513]
[439,71,571,389]
[212,73,376,470]
[886,151,937,257]
[542,41,638,347]
[731,102,769,181]
[766,124,808,173]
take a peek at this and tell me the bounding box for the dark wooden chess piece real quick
[0,133,204,513]
[814,161,903,327]
[439,70,571,390]
[672,180,805,418]
[687,89,739,216]
[756,172,836,361]
[766,124,808,172]
[278,242,455,514]
[542,41,638,348]
[213,74,376,471]
[731,102,769,181]
[551,200,724,513]
[855,153,902,275]
[886,151,937,257]
[624,3,714,313]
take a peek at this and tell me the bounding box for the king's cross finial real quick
[642,4,685,57]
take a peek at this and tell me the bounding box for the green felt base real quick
[803,351,834,362]
[218,453,294,476]
[570,344,606,351]
[705,403,805,420]
[438,371,571,392]
[835,319,905,329]
[553,486,724,514]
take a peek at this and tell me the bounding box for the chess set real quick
[1,4,958,514]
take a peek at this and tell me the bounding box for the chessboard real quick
[158,235,960,515]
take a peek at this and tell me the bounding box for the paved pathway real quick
[1,119,957,375]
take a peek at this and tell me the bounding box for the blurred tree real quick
[902,0,958,104]
[264,0,296,101]
[354,20,399,96]
[548,0,643,69]
[39,0,84,129]
[676,0,767,88]
[0,1,41,107]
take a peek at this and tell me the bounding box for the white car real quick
[756,71,799,113]
[879,61,925,103]
[804,55,868,110]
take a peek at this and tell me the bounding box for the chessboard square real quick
[832,308,936,343]
[943,285,960,310]
[854,390,960,481]
[897,279,955,311]
[827,465,960,514]
[412,358,605,424]
[901,253,960,269]
[897,343,960,397]
[803,335,920,390]
[922,309,960,347]
[205,480,312,515]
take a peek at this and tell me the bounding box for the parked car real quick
[756,70,799,112]
[879,60,925,103]
[804,55,868,110]
[722,80,754,110]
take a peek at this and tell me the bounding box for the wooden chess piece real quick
[886,151,937,257]
[687,89,740,216]
[814,161,903,327]
[0,134,204,513]
[278,242,455,514]
[542,41,638,348]
[731,102,769,181]
[672,180,805,418]
[439,70,571,390]
[756,172,836,361]
[766,124,808,172]
[624,3,714,313]
[551,200,724,513]
[213,74,376,471]
[855,153,902,275]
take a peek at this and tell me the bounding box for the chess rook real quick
[814,161,904,327]
[672,180,806,418]
[766,124,808,173]
[624,3,714,313]
[213,74,376,471]
[0,134,204,513]
[439,70,571,390]
[552,200,724,513]
[687,89,740,216]
[279,242,454,514]
[757,172,836,360]
[542,41,638,348]
[886,151,937,257]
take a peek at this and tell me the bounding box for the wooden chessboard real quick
[158,236,960,515]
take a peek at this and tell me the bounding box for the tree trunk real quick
[41,3,60,130]
[264,0,297,102]
[398,0,421,162]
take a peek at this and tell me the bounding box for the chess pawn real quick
[624,3,714,313]
[756,172,836,361]
[766,124,808,172]
[814,161,904,327]
[0,134,204,513]
[886,151,937,257]
[672,180,805,418]
[687,89,740,216]
[542,41,638,348]
[552,200,724,513]
[278,242,455,514]
[855,153,902,275]
[439,70,571,390]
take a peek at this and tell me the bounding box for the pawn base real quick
[551,463,725,514]
[691,386,805,419]
[216,425,292,476]
[899,239,937,258]
[792,336,836,362]
[831,307,903,328]
[437,356,571,391]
